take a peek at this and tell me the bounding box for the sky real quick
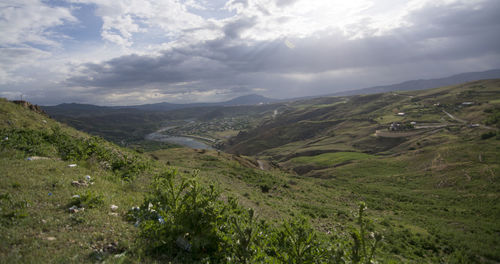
[1,0,499,105]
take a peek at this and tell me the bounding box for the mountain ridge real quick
[330,69,500,96]
[42,93,277,112]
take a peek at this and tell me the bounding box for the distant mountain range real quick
[330,69,500,96]
[43,69,500,114]
[121,94,278,111]
[42,94,278,114]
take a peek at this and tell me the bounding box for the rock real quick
[26,156,50,161]
[110,205,118,211]
[72,195,80,199]
[71,180,88,187]
[68,164,77,168]
[108,212,118,217]
[46,237,56,241]
[69,205,84,213]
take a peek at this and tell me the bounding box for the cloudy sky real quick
[1,0,499,105]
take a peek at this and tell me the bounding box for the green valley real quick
[1,79,500,263]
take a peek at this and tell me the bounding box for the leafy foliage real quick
[69,190,104,209]
[128,170,383,263]
[0,127,150,180]
[484,107,500,128]
[0,193,28,226]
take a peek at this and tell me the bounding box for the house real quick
[389,122,402,131]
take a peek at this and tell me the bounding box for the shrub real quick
[69,190,104,208]
[481,131,496,140]
[128,169,233,262]
[267,217,324,263]
[129,170,384,263]
[0,128,150,180]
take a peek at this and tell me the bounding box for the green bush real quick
[0,128,150,180]
[267,217,324,263]
[129,170,384,263]
[480,131,497,140]
[69,190,104,209]
[128,169,233,262]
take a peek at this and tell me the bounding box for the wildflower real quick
[85,175,91,181]
[158,216,165,224]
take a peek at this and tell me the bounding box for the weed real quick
[69,190,104,209]
[0,193,28,226]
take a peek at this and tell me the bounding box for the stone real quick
[110,204,118,211]
[69,205,84,213]
[71,180,88,187]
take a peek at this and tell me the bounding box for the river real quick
[145,128,213,150]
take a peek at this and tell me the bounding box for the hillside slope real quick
[224,79,500,262]
[0,99,389,263]
[3,78,500,263]
[332,69,500,96]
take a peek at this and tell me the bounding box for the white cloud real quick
[0,0,76,47]
[1,0,499,105]
[70,0,208,47]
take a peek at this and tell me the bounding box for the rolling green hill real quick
[0,99,386,263]
[223,79,500,262]
[1,79,500,263]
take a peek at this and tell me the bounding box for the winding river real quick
[145,127,213,150]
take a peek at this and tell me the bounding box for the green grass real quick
[0,150,148,263]
[290,152,373,167]
[2,79,500,263]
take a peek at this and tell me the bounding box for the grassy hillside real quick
[222,79,500,262]
[2,78,499,263]
[0,99,155,262]
[0,99,387,263]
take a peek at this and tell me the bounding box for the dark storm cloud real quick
[66,0,500,101]
[274,0,299,7]
[223,16,258,39]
